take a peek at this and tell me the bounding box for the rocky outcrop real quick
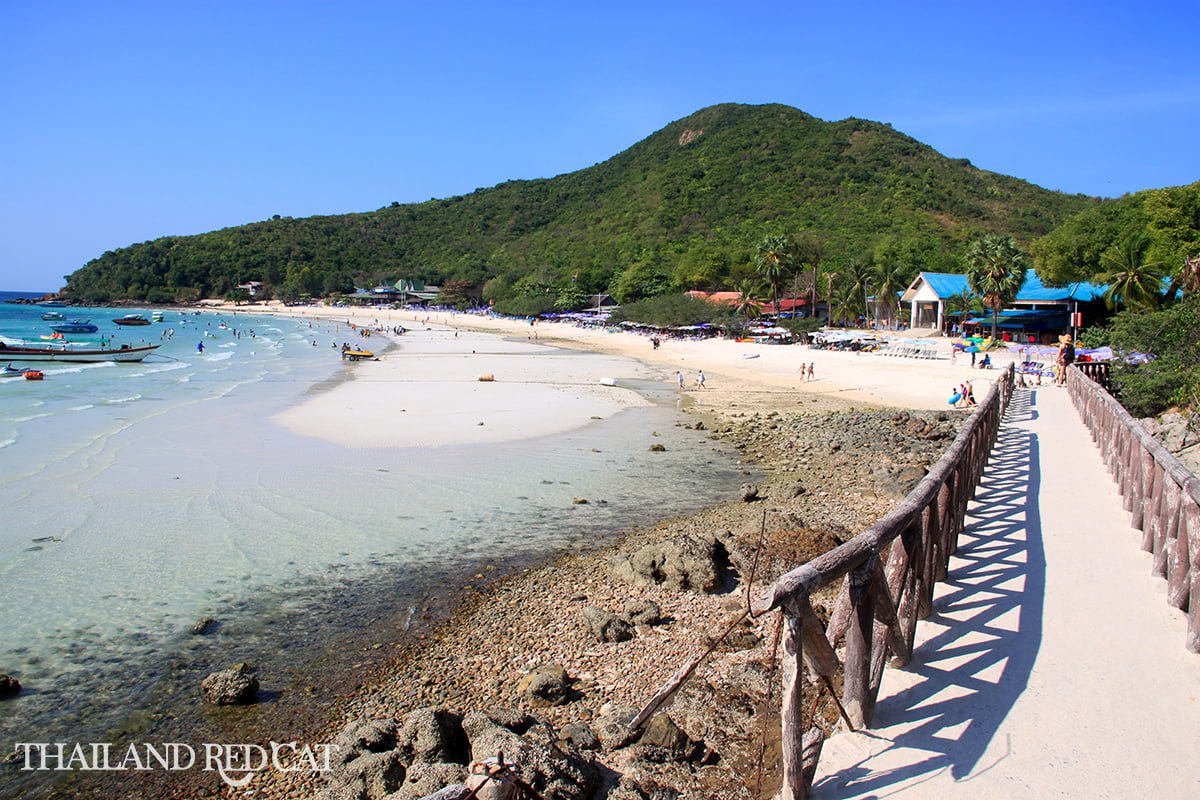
[461,710,599,800]
[397,708,469,765]
[609,533,730,593]
[622,599,662,626]
[199,664,258,705]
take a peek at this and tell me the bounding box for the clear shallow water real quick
[0,299,747,774]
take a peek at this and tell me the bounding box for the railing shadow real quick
[815,388,1044,796]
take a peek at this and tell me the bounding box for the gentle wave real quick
[103,394,143,404]
[8,412,52,423]
[203,352,234,362]
[68,404,96,411]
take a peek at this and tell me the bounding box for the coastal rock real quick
[461,710,599,800]
[558,722,600,751]
[608,533,729,593]
[516,663,570,707]
[580,606,634,643]
[592,706,640,750]
[190,616,217,635]
[200,666,259,705]
[739,483,759,502]
[607,776,682,800]
[334,717,399,764]
[0,674,20,699]
[327,750,406,800]
[648,443,667,452]
[622,599,662,626]
[388,762,469,800]
[397,708,468,765]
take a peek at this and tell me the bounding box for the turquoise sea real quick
[0,292,747,796]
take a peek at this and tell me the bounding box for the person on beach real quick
[676,370,685,390]
[696,370,706,389]
[806,363,815,382]
[197,341,204,353]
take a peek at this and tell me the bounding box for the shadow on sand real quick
[815,388,1045,798]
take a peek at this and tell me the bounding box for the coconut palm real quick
[964,235,1027,339]
[843,257,872,323]
[755,234,795,315]
[732,279,763,319]
[1095,233,1166,311]
[829,283,860,328]
[871,260,908,327]
[944,288,985,333]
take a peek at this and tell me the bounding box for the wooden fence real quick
[1066,364,1200,654]
[751,364,1015,799]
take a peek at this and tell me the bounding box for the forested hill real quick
[63,103,1097,303]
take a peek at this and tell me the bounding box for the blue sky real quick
[2,0,1198,292]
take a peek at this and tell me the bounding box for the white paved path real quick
[812,386,1200,799]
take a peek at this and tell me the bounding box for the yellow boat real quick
[342,349,374,361]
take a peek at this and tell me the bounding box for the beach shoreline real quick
[198,302,979,800]
[22,301,985,799]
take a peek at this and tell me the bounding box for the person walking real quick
[676,370,685,390]
[696,370,706,389]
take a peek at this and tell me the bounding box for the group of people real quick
[798,362,816,381]
[950,381,976,408]
[675,370,705,390]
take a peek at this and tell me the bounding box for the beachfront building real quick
[902,270,1107,337]
[236,281,265,297]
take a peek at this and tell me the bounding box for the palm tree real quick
[1095,233,1166,311]
[830,283,860,328]
[871,261,908,327]
[755,235,795,315]
[943,288,985,335]
[964,234,1026,339]
[844,258,872,324]
[732,279,763,319]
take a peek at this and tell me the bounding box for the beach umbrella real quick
[966,345,980,353]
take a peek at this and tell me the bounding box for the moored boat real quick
[41,311,66,321]
[113,314,151,326]
[51,319,99,333]
[0,340,161,363]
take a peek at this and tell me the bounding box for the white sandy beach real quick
[252,301,1024,450]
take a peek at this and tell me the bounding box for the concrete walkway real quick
[812,386,1200,799]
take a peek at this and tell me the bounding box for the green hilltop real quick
[63,103,1098,303]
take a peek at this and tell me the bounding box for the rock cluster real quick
[0,674,20,700]
[250,401,967,800]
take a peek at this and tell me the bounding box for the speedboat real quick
[151,311,164,322]
[41,311,66,320]
[0,340,160,363]
[51,319,99,334]
[1,363,27,377]
[113,314,151,326]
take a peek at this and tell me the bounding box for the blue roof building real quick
[901,270,1108,334]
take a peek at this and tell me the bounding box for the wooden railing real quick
[752,364,1015,799]
[1075,361,1111,392]
[1066,364,1200,654]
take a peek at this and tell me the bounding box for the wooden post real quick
[1185,502,1200,654]
[843,558,877,728]
[779,607,807,800]
[1130,448,1152,529]
[1153,479,1180,579]
[1143,464,1163,553]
